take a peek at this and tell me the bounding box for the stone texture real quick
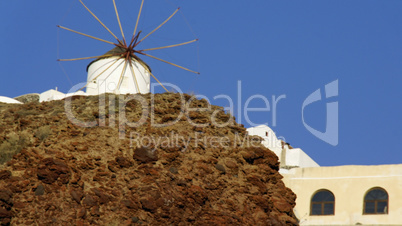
[0,93,298,225]
[14,94,40,104]
[0,171,11,180]
[34,184,45,196]
[133,147,158,163]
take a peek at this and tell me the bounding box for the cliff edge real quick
[0,93,297,225]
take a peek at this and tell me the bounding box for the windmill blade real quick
[128,60,141,93]
[139,52,200,75]
[57,25,115,45]
[116,58,129,91]
[136,7,180,46]
[144,67,169,93]
[113,0,126,45]
[132,0,145,42]
[78,0,120,43]
[130,31,142,48]
[140,39,198,52]
[58,54,116,62]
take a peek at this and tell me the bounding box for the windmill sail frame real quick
[58,0,199,95]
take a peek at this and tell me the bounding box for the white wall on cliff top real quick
[0,96,22,104]
[247,125,319,168]
[284,147,319,168]
[246,125,282,155]
[39,89,88,102]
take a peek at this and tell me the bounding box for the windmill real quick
[57,0,199,95]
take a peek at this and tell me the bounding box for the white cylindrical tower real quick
[86,47,151,95]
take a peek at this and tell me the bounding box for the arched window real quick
[310,189,335,215]
[363,187,388,214]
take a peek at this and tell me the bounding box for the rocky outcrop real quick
[14,94,40,104]
[0,93,298,225]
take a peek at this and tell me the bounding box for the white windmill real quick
[57,0,199,95]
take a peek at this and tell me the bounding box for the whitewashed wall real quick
[86,58,150,95]
[285,147,320,168]
[246,125,282,155]
[247,125,319,168]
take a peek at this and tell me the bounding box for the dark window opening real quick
[310,190,335,215]
[364,188,388,214]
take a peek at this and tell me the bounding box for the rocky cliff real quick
[0,93,297,225]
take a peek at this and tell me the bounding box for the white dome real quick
[0,96,22,104]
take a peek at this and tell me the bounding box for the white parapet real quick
[86,57,150,95]
[284,147,320,168]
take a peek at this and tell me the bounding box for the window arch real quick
[363,187,388,214]
[310,189,335,215]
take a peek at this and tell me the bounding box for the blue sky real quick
[1,1,401,166]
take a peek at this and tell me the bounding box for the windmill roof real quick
[87,46,151,72]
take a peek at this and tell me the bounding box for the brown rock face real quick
[70,189,83,204]
[0,93,298,225]
[0,171,11,180]
[133,147,158,163]
[0,189,13,225]
[37,158,71,184]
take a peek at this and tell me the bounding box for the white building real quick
[247,125,402,225]
[86,46,151,95]
[23,46,152,103]
[247,125,319,169]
